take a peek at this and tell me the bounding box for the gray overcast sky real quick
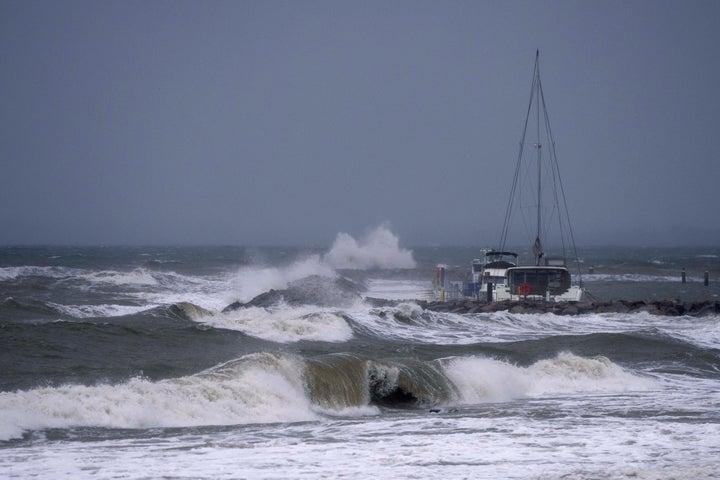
[1,0,719,246]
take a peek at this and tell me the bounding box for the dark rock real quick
[224,275,365,310]
[417,297,718,317]
[222,300,245,312]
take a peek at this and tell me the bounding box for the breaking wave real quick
[323,224,416,270]
[198,305,355,343]
[0,352,653,441]
[0,353,316,441]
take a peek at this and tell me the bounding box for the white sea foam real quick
[128,272,236,311]
[584,273,683,282]
[349,302,720,349]
[0,353,316,441]
[227,255,336,304]
[49,303,151,318]
[352,302,491,345]
[221,226,414,304]
[323,224,416,270]
[79,268,159,286]
[442,352,655,404]
[499,311,720,349]
[3,410,718,480]
[198,304,354,343]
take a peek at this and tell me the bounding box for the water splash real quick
[323,224,416,270]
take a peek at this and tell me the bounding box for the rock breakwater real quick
[410,299,720,316]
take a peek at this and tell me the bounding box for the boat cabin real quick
[505,266,572,297]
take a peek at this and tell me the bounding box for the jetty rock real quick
[414,299,720,317]
[223,275,366,311]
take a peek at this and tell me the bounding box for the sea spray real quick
[228,255,336,303]
[226,226,414,303]
[323,225,416,270]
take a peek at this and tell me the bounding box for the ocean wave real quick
[0,266,82,281]
[0,352,316,441]
[78,268,160,287]
[441,352,655,403]
[196,304,355,343]
[1,297,169,321]
[1,297,61,318]
[347,303,720,357]
[48,302,153,319]
[0,351,651,441]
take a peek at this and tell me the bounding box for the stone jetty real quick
[366,298,720,317]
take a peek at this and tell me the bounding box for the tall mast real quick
[534,50,542,265]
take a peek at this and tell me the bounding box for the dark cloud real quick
[1,0,719,246]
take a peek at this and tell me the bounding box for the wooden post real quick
[681,268,686,283]
[486,282,493,302]
[705,271,709,286]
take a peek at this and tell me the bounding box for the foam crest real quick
[323,225,416,270]
[525,352,656,395]
[49,302,151,318]
[201,305,354,343]
[0,353,316,441]
[442,352,655,404]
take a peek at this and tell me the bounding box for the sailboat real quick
[488,50,584,302]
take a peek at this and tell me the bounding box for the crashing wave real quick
[323,224,416,270]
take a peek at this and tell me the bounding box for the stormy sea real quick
[2,226,719,479]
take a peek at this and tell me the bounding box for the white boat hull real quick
[493,284,584,302]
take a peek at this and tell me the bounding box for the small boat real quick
[468,250,518,297]
[491,50,584,302]
[433,250,518,301]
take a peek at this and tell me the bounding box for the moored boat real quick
[493,50,584,302]
[440,51,583,303]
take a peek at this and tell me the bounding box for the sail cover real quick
[533,236,544,263]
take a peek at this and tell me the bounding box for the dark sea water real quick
[1,232,719,479]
